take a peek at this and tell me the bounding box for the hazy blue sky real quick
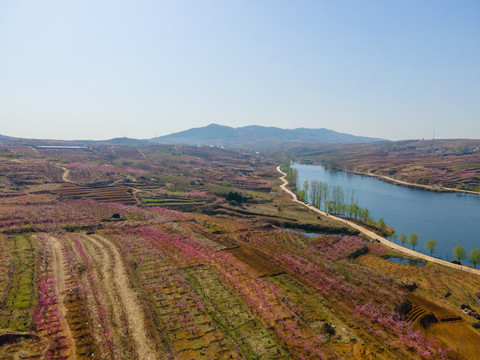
[1,1,479,140]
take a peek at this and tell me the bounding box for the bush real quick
[64,224,82,232]
[321,322,336,336]
[226,191,245,204]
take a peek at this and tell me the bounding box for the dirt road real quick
[86,234,156,359]
[60,167,72,183]
[50,237,77,359]
[276,166,480,276]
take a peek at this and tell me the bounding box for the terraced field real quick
[1,222,475,359]
[1,144,480,359]
[53,183,138,205]
[140,193,206,210]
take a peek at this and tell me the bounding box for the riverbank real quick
[276,166,480,276]
[344,169,480,196]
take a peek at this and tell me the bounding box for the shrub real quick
[226,191,245,204]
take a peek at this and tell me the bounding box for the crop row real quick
[33,235,68,360]
[112,231,241,358]
[53,183,137,205]
[114,225,334,359]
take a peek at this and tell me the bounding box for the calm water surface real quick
[293,164,480,265]
[387,258,425,267]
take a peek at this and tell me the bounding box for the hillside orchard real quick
[0,145,480,359]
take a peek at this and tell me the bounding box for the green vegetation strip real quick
[183,266,288,360]
[0,235,37,331]
[143,201,204,207]
[0,152,23,158]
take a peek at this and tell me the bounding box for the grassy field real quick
[0,236,37,332]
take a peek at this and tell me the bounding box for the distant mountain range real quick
[0,125,385,148]
[149,124,384,148]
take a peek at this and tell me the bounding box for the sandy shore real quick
[276,166,480,276]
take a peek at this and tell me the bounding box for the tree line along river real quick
[291,164,480,266]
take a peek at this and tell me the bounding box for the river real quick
[292,164,480,265]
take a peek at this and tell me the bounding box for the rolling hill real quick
[0,125,384,149]
[149,124,385,148]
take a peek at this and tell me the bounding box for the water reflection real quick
[292,164,480,266]
[387,257,425,267]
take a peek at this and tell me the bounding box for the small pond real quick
[387,257,425,267]
[286,228,321,238]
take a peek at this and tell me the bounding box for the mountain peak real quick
[150,124,384,148]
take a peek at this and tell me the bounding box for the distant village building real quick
[36,145,88,149]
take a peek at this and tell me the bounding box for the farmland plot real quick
[1,145,480,359]
[53,183,137,205]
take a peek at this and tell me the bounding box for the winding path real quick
[60,167,72,183]
[276,166,480,276]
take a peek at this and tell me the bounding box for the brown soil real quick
[86,235,157,359]
[228,246,284,277]
[330,342,379,360]
[53,183,137,205]
[49,237,76,359]
[406,294,480,360]
[0,332,49,359]
[61,167,72,183]
[357,255,424,278]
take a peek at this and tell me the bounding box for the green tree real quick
[408,233,419,250]
[303,181,309,201]
[337,204,346,217]
[320,182,329,210]
[399,233,407,246]
[325,201,335,214]
[285,168,298,187]
[226,191,244,204]
[469,249,480,269]
[297,189,306,202]
[390,232,398,243]
[359,208,370,223]
[453,244,466,263]
[331,185,345,215]
[348,203,360,219]
[378,218,386,231]
[425,239,438,256]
